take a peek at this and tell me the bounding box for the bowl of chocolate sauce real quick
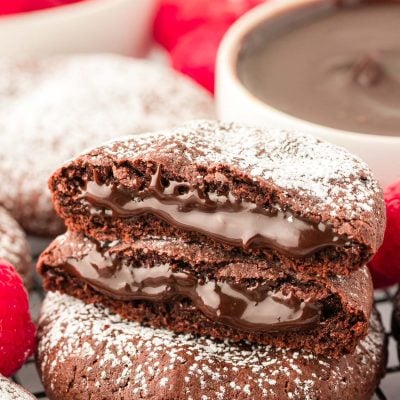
[216,0,400,187]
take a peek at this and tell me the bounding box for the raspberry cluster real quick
[369,180,400,288]
[154,0,265,92]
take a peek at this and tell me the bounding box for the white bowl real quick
[0,0,158,57]
[216,0,400,188]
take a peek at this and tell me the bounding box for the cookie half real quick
[0,375,35,400]
[37,292,386,400]
[0,207,32,288]
[0,55,214,236]
[38,231,373,357]
[49,120,385,276]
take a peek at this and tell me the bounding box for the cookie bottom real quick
[37,292,386,400]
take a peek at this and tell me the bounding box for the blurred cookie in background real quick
[0,374,36,399]
[0,54,214,237]
[0,207,32,288]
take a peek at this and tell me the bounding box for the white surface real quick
[216,0,400,188]
[0,0,158,57]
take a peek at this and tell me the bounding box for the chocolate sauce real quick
[83,168,347,257]
[237,1,400,136]
[65,244,321,333]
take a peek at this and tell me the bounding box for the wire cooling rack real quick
[12,277,400,400]
[373,287,399,400]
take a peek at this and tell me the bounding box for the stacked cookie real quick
[38,120,387,399]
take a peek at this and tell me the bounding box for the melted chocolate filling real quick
[82,167,347,257]
[64,243,321,333]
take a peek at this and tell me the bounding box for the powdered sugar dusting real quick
[0,56,214,234]
[0,375,35,400]
[88,120,381,221]
[38,292,385,399]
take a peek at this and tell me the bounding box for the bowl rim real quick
[217,0,400,143]
[0,0,142,22]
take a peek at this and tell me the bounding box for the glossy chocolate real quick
[64,243,321,333]
[237,1,400,136]
[83,167,347,257]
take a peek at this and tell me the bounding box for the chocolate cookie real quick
[0,207,32,288]
[0,55,214,236]
[0,375,35,399]
[38,231,373,357]
[49,120,385,276]
[37,292,386,400]
[392,288,400,358]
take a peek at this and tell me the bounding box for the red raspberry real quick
[369,180,400,288]
[154,0,204,50]
[0,0,30,15]
[154,0,264,51]
[26,0,83,12]
[0,260,36,377]
[0,0,83,15]
[170,22,228,92]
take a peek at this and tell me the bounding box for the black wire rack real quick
[373,288,399,400]
[12,278,400,400]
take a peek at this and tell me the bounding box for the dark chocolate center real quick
[64,244,321,333]
[82,168,347,257]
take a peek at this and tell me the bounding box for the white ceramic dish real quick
[216,0,400,188]
[0,0,158,57]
